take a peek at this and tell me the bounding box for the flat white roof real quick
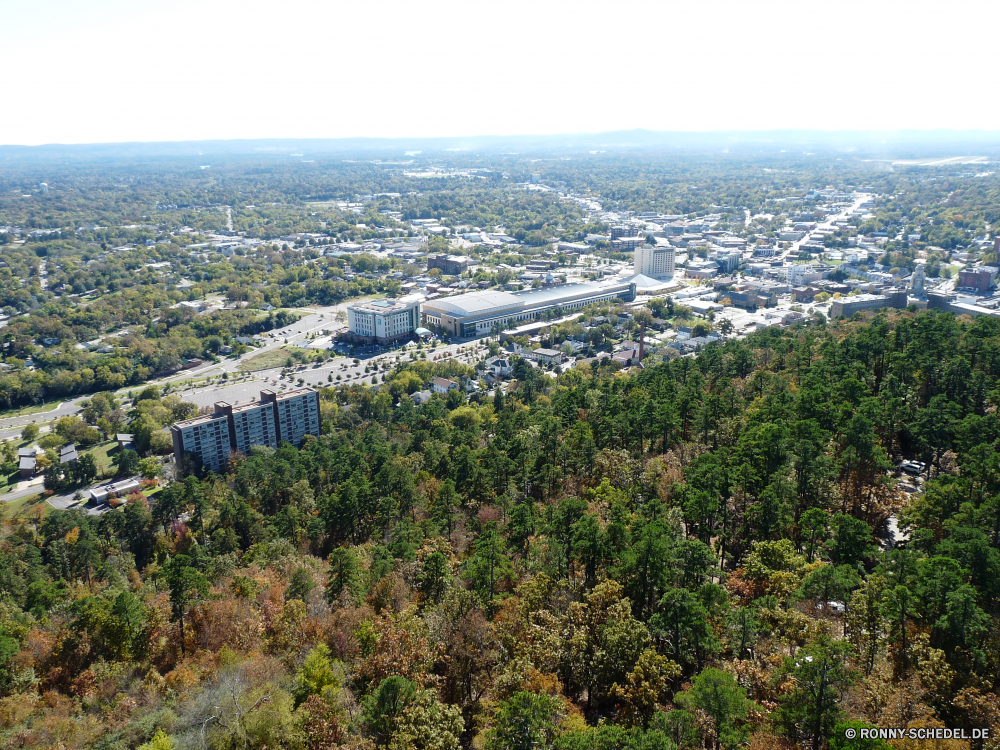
[423,280,633,319]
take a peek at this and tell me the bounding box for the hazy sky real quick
[4,0,998,145]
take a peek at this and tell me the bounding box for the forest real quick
[0,308,997,750]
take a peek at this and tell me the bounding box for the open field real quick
[81,440,120,478]
[238,347,296,372]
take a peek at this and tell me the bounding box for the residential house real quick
[526,348,564,365]
[18,448,37,479]
[432,377,458,394]
[485,356,513,378]
[411,390,433,405]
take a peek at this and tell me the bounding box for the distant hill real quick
[3,129,1000,164]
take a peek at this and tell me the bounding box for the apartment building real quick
[223,400,279,455]
[261,388,322,447]
[170,410,233,472]
[172,387,321,473]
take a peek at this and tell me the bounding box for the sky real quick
[3,0,999,145]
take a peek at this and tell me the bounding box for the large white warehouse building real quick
[421,280,636,338]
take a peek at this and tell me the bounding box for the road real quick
[0,300,490,439]
[780,192,872,262]
[3,480,134,516]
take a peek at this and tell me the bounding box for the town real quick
[0,142,999,750]
[2,169,1000,515]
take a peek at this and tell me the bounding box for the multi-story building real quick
[172,387,321,473]
[171,409,234,472]
[613,236,645,251]
[788,264,824,286]
[957,266,998,293]
[634,245,676,280]
[346,295,422,344]
[710,249,742,275]
[261,388,322,447]
[222,400,279,455]
[427,254,471,275]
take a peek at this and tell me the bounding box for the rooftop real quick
[423,280,632,318]
[349,294,422,314]
[231,400,272,413]
[173,412,228,429]
[274,387,319,401]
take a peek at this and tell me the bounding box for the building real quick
[957,267,998,293]
[634,245,676,280]
[170,409,233,472]
[346,295,422,344]
[411,390,433,405]
[710,250,742,275]
[526,348,564,365]
[59,444,78,464]
[421,279,636,339]
[723,288,777,311]
[612,347,642,367]
[432,378,458,394]
[89,478,141,504]
[526,260,558,272]
[219,400,279,456]
[685,262,719,279]
[172,387,321,472]
[116,433,136,451]
[486,356,512,377]
[18,448,37,479]
[793,286,819,302]
[927,292,1000,318]
[261,388,322,447]
[614,237,644,252]
[427,254,471,275]
[788,264,824,286]
[830,289,908,318]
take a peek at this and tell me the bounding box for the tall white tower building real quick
[634,245,675,280]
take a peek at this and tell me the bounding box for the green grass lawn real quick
[81,440,119,478]
[238,347,296,372]
[1,492,48,520]
[1,471,19,493]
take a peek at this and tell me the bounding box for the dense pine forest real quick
[1,308,1000,750]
